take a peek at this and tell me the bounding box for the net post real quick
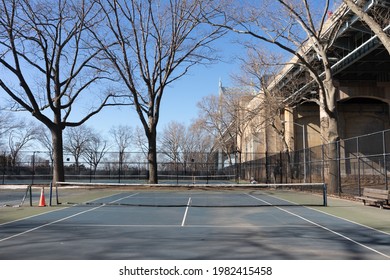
[55,182,61,205]
[49,182,53,206]
[323,183,328,206]
[20,184,32,207]
[29,185,32,206]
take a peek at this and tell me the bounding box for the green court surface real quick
[1,185,389,259]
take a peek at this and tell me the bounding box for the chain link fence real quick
[239,130,390,197]
[0,150,236,185]
[1,130,390,197]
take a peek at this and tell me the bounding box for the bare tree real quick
[64,126,93,173]
[7,119,40,167]
[196,93,231,162]
[83,130,109,176]
[187,119,215,155]
[159,119,215,174]
[36,126,54,164]
[207,0,348,193]
[186,119,216,171]
[133,126,148,156]
[159,121,187,164]
[233,47,310,166]
[0,112,15,149]
[0,0,118,184]
[196,84,253,166]
[159,121,188,174]
[110,125,133,168]
[92,0,226,183]
[343,0,390,54]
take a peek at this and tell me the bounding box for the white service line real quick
[0,192,140,243]
[181,197,192,227]
[246,193,390,259]
[106,192,139,204]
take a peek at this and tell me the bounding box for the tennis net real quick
[158,174,236,184]
[55,182,327,207]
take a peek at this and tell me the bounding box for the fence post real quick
[206,153,209,184]
[2,152,5,184]
[323,183,328,207]
[89,162,92,183]
[383,131,388,190]
[176,158,179,184]
[337,141,341,196]
[280,151,283,183]
[308,147,312,183]
[265,151,269,183]
[321,145,325,182]
[357,136,361,196]
[31,151,35,185]
[29,185,32,206]
[118,151,122,183]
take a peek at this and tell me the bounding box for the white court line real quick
[0,190,130,226]
[0,191,124,227]
[0,192,139,243]
[308,207,390,237]
[181,197,192,227]
[0,205,105,243]
[246,193,390,259]
[0,207,66,227]
[104,192,139,204]
[247,190,390,236]
[60,223,314,229]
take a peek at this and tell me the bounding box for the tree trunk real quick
[51,127,65,184]
[148,130,158,184]
[320,81,340,194]
[321,115,340,194]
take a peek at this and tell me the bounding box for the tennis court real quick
[0,183,389,260]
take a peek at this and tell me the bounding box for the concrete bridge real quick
[241,0,390,157]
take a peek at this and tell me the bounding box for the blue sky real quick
[0,0,344,152]
[1,36,242,140]
[4,0,338,139]
[86,40,242,136]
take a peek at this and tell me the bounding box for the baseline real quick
[246,193,390,259]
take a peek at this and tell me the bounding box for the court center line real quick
[246,193,390,259]
[181,197,191,227]
[0,192,140,243]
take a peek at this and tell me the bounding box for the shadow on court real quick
[0,190,390,260]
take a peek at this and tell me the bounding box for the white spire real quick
[218,78,223,98]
